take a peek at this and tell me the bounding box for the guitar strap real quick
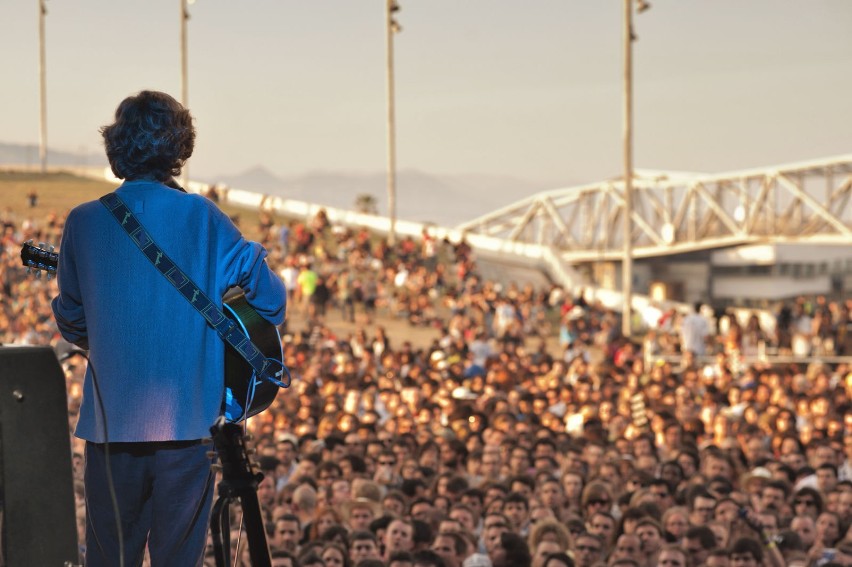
[99,192,290,407]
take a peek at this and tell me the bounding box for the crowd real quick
[2,193,852,567]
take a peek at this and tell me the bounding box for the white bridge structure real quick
[68,154,852,311]
[458,154,852,264]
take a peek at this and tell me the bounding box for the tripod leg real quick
[209,497,229,567]
[240,492,271,567]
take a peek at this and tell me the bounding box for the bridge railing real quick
[459,154,852,263]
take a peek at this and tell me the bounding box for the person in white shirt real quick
[679,303,711,356]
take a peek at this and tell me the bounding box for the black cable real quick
[63,350,125,567]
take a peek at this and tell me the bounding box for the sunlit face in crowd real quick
[384,519,414,555]
[658,549,688,567]
[714,499,739,524]
[562,472,583,501]
[663,511,688,539]
[274,519,300,552]
[588,513,616,544]
[539,480,563,509]
[690,495,716,525]
[484,525,509,555]
[816,512,840,546]
[760,486,785,512]
[315,511,338,537]
[449,507,476,533]
[503,500,529,530]
[572,534,603,567]
[790,516,817,547]
[613,534,642,563]
[431,534,462,567]
[347,505,375,531]
[703,455,732,480]
[322,546,346,567]
[708,522,729,549]
[635,523,662,555]
[676,453,697,478]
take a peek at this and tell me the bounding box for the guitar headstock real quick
[209,416,263,487]
[20,240,59,280]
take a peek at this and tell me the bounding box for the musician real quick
[52,90,286,566]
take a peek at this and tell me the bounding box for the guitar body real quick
[21,241,284,422]
[222,290,283,421]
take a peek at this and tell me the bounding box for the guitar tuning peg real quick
[46,273,54,281]
[39,242,48,250]
[35,270,42,279]
[48,244,55,253]
[25,239,33,245]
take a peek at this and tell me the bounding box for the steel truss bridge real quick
[458,155,852,263]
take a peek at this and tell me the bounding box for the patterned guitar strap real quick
[99,192,289,420]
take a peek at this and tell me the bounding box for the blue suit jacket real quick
[52,180,286,442]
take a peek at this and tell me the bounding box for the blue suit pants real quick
[84,440,215,567]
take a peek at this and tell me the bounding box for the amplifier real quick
[0,347,78,566]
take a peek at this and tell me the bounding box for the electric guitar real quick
[20,240,283,421]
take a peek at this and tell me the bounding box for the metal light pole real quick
[621,0,649,339]
[38,0,48,173]
[180,0,191,187]
[621,0,634,338]
[385,0,401,246]
[180,0,189,108]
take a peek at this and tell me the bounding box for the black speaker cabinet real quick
[0,347,78,566]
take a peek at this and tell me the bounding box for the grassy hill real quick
[1,170,272,242]
[2,170,115,217]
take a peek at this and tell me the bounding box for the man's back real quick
[53,180,285,442]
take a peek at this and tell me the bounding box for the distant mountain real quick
[209,167,555,227]
[0,142,558,227]
[213,165,283,194]
[0,142,107,168]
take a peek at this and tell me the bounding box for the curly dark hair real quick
[100,90,195,181]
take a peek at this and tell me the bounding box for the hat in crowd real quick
[452,387,479,401]
[276,432,299,448]
[341,497,384,521]
[794,472,819,492]
[463,553,493,567]
[740,466,771,490]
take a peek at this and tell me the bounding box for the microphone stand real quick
[209,417,271,567]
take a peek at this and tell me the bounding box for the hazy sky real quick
[1,1,850,188]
